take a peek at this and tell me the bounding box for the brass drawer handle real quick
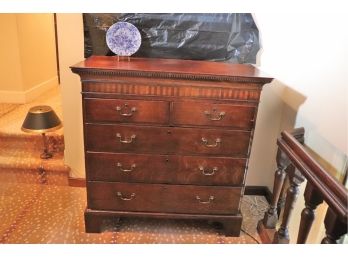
[201,137,221,148]
[117,162,136,172]
[116,133,136,144]
[115,104,137,117]
[116,192,135,201]
[204,110,225,121]
[199,166,218,176]
[196,195,214,204]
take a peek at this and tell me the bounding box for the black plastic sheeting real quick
[83,13,259,64]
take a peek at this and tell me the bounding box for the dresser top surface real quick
[71,56,273,83]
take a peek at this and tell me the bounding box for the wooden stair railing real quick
[257,128,348,244]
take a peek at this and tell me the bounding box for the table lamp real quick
[21,105,62,159]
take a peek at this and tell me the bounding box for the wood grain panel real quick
[71,56,273,83]
[172,101,255,129]
[84,98,169,124]
[82,81,262,101]
[85,124,251,156]
[87,181,242,215]
[179,156,246,186]
[86,152,246,186]
[86,152,179,183]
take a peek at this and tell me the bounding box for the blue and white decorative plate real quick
[106,22,141,56]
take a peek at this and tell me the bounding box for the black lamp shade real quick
[21,105,62,133]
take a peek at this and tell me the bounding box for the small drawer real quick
[85,124,176,154]
[172,101,255,129]
[86,152,179,183]
[178,156,246,186]
[175,127,250,156]
[87,181,242,215]
[85,124,251,157]
[84,98,169,124]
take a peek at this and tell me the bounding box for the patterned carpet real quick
[0,181,268,244]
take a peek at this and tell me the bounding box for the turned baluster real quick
[276,127,305,219]
[297,183,323,243]
[273,167,305,243]
[277,171,289,218]
[261,128,305,229]
[321,207,347,244]
[261,149,291,228]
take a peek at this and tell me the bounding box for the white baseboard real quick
[0,76,58,104]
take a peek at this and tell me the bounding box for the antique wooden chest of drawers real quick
[71,56,273,236]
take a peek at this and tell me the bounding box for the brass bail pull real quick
[199,166,218,176]
[201,137,221,148]
[115,104,137,117]
[116,133,136,144]
[196,195,214,204]
[117,162,136,172]
[204,109,225,121]
[117,192,135,201]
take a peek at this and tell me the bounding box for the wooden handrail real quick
[258,128,348,244]
[278,131,348,221]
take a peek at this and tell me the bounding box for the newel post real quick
[260,149,291,229]
[259,128,305,230]
[273,167,305,243]
[321,207,347,244]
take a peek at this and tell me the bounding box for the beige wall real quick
[16,14,58,91]
[56,14,85,178]
[254,13,347,164]
[0,14,58,103]
[0,14,23,91]
[246,80,284,188]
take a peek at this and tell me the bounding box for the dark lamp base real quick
[40,151,53,159]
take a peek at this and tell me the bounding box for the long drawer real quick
[84,98,169,124]
[87,181,242,215]
[172,101,255,129]
[86,152,246,186]
[85,124,251,156]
